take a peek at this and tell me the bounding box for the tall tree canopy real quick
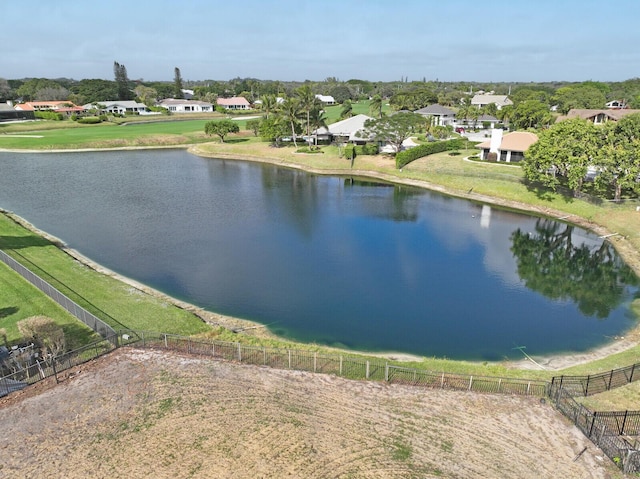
[173,67,184,99]
[113,61,133,101]
[359,112,424,153]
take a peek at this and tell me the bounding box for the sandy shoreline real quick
[3,143,640,371]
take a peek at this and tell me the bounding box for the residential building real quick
[14,101,85,116]
[470,94,513,110]
[313,114,372,144]
[315,94,336,105]
[560,108,640,125]
[83,101,152,115]
[476,130,538,163]
[216,97,251,110]
[414,104,456,126]
[157,99,215,113]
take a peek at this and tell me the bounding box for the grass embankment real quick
[0,213,210,346]
[2,117,640,385]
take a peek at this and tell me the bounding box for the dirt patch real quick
[0,348,621,479]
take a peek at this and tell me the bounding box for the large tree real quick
[510,100,554,130]
[173,67,184,99]
[369,94,383,119]
[71,79,119,104]
[359,112,424,153]
[523,118,600,196]
[113,61,133,101]
[279,97,302,147]
[595,113,640,201]
[553,85,607,114]
[204,119,239,142]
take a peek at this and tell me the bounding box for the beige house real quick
[560,109,640,125]
[476,130,538,163]
[470,94,513,110]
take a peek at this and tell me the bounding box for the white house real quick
[315,94,336,105]
[216,97,251,110]
[313,114,372,143]
[414,104,456,126]
[476,130,538,163]
[470,94,513,110]
[83,101,152,115]
[157,99,215,113]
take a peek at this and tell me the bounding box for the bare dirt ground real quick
[0,348,622,479]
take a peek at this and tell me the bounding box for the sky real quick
[3,0,640,84]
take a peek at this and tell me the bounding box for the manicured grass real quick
[0,117,254,149]
[0,214,211,341]
[0,260,100,348]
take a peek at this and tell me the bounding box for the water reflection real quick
[511,219,639,318]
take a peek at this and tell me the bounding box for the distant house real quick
[83,101,152,115]
[313,114,373,144]
[315,94,336,105]
[414,104,455,126]
[0,102,35,122]
[560,108,640,125]
[216,97,251,110]
[14,101,85,117]
[605,100,626,109]
[157,99,214,113]
[477,114,499,128]
[470,94,513,110]
[181,89,194,100]
[476,130,538,163]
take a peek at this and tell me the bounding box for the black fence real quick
[550,363,640,397]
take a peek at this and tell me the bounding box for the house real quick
[477,114,499,129]
[0,102,35,122]
[315,94,336,105]
[605,100,626,109]
[560,108,640,125]
[216,97,251,110]
[313,114,373,144]
[470,94,513,110]
[414,104,456,126]
[157,98,215,113]
[83,101,152,115]
[14,101,85,117]
[476,130,538,163]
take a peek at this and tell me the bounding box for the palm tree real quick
[369,94,383,119]
[260,94,277,119]
[280,97,302,147]
[309,106,328,147]
[340,99,353,119]
[296,84,319,146]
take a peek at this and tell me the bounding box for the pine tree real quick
[174,67,184,99]
[113,61,132,101]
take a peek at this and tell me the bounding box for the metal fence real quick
[550,363,640,397]
[123,330,549,396]
[0,249,117,340]
[551,387,640,473]
[0,336,116,398]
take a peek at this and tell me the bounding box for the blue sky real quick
[3,0,639,83]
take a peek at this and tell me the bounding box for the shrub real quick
[487,152,498,162]
[344,144,356,160]
[34,111,64,121]
[77,116,102,124]
[296,147,323,154]
[395,139,464,169]
[354,144,379,155]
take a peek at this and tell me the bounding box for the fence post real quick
[608,370,614,391]
[313,352,317,373]
[441,372,445,389]
[164,334,168,348]
[622,410,629,435]
[630,364,636,383]
[142,331,145,348]
[237,343,242,362]
[366,361,370,380]
[589,412,597,438]
[339,356,343,376]
[288,350,291,369]
[385,363,389,382]
[468,376,473,391]
[263,347,266,365]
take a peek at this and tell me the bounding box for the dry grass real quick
[0,348,622,479]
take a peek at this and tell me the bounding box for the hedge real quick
[395,139,465,169]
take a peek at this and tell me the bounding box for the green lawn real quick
[322,99,392,123]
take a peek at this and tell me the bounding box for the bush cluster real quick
[395,139,465,169]
[34,111,64,121]
[76,116,102,124]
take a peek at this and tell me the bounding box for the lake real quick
[0,149,637,360]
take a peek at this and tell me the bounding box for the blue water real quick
[0,149,637,360]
